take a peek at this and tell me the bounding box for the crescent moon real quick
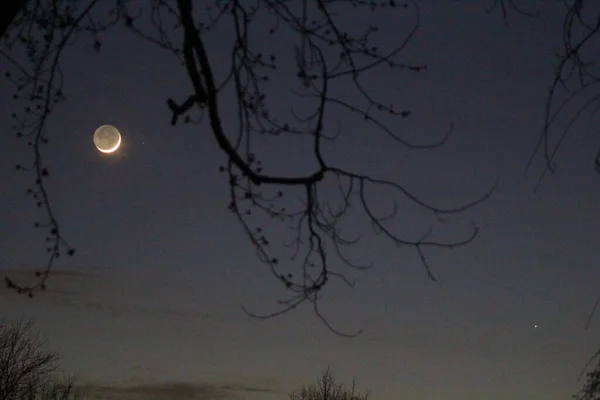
[93,125,122,154]
[98,134,121,153]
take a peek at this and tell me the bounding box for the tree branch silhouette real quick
[3,0,112,296]
[525,1,600,187]
[0,318,83,400]
[2,0,495,335]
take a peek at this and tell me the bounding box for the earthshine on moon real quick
[93,125,122,153]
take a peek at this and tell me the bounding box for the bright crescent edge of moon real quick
[97,132,121,153]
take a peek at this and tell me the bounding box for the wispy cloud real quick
[1,266,218,321]
[83,381,279,400]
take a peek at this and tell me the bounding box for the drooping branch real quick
[3,0,496,335]
[3,0,116,295]
[527,0,600,186]
[176,0,327,187]
[173,0,495,335]
[485,0,539,27]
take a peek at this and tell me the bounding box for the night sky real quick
[2,2,600,400]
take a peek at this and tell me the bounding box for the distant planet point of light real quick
[93,125,121,154]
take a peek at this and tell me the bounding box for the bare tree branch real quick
[2,0,495,335]
[526,1,600,186]
[0,318,82,400]
[290,367,369,400]
[485,0,539,27]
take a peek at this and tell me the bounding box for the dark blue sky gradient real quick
[1,2,600,400]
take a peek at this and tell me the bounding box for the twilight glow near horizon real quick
[1,3,600,400]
